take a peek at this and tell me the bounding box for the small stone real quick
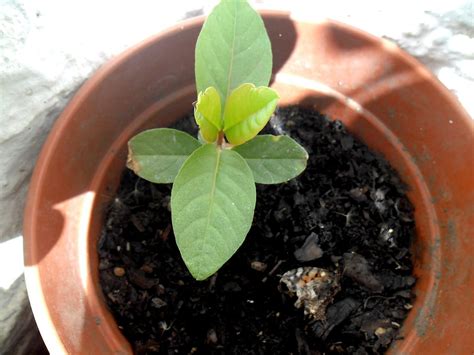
[349,187,368,202]
[361,319,391,336]
[129,269,157,289]
[140,264,154,273]
[372,188,388,214]
[107,292,120,303]
[99,259,112,270]
[373,326,395,347]
[293,233,323,262]
[156,284,166,295]
[343,253,383,292]
[250,261,267,272]
[395,289,412,299]
[151,297,167,309]
[391,321,401,328]
[113,267,125,277]
[206,329,218,344]
[158,321,168,331]
[391,309,406,319]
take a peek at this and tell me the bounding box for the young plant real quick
[127,0,309,280]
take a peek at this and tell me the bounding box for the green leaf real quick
[233,135,309,184]
[195,0,272,104]
[171,144,256,280]
[194,86,222,142]
[223,83,279,145]
[127,128,201,183]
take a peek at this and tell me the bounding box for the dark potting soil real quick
[98,107,416,355]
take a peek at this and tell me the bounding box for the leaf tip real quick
[193,271,213,281]
[185,257,217,281]
[265,86,280,99]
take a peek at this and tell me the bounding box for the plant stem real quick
[217,131,225,148]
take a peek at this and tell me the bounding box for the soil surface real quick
[99,107,416,354]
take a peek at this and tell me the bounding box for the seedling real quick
[127,0,309,280]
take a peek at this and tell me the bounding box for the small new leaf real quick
[224,83,279,145]
[194,86,222,142]
[171,144,256,280]
[127,128,201,183]
[195,0,272,104]
[233,135,308,184]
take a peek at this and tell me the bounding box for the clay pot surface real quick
[24,12,474,354]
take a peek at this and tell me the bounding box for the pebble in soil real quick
[98,107,416,355]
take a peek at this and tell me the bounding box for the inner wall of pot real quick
[86,81,436,353]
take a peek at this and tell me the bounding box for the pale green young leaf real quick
[197,130,208,145]
[127,128,201,183]
[223,83,279,145]
[194,86,222,142]
[233,135,308,184]
[195,0,272,104]
[171,144,256,280]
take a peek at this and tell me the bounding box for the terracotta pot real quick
[24,12,474,354]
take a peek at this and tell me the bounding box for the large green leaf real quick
[223,83,279,145]
[194,86,222,142]
[171,144,256,280]
[127,128,201,183]
[195,0,272,104]
[233,135,308,184]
